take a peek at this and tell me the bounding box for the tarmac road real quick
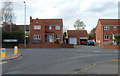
[2,46,118,74]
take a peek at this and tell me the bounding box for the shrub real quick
[46,42,53,45]
[54,40,60,44]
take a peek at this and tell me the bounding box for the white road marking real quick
[94,51,101,52]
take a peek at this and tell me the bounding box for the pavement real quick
[0,53,22,62]
[2,46,119,74]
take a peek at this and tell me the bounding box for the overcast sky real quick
[0,0,119,32]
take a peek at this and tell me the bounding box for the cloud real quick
[0,0,119,33]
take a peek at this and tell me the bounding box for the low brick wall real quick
[19,44,74,48]
[103,44,120,49]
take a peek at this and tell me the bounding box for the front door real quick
[48,35,53,42]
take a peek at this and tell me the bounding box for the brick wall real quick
[96,20,103,46]
[30,19,46,44]
[103,44,120,49]
[29,17,63,44]
[19,44,74,48]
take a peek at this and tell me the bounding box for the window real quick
[56,35,60,39]
[104,26,109,30]
[34,25,41,29]
[113,26,116,30]
[104,35,109,40]
[49,26,52,30]
[56,26,60,30]
[34,34,41,39]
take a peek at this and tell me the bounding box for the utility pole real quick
[23,1,26,48]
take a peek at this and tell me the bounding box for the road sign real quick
[1,49,5,52]
[1,48,6,58]
[3,39,18,42]
[1,48,6,52]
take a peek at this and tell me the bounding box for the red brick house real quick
[29,16,63,44]
[66,30,88,45]
[96,19,120,46]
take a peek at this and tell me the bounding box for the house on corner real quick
[29,16,63,44]
[96,19,120,46]
[66,30,88,45]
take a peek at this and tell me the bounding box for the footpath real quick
[0,47,22,62]
[0,53,22,62]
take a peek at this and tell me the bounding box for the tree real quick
[0,1,16,32]
[74,20,86,30]
[89,27,96,39]
[114,35,120,44]
[0,1,15,24]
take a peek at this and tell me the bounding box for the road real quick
[2,46,118,74]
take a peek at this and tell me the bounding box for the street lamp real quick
[23,1,26,48]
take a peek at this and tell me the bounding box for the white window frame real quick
[34,34,41,39]
[113,26,116,30]
[56,35,60,39]
[104,26,109,30]
[49,26,52,30]
[34,25,41,29]
[104,35,109,40]
[56,26,60,30]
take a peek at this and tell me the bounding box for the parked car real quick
[31,40,41,44]
[114,42,120,45]
[83,40,95,46]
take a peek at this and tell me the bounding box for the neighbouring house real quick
[29,16,63,44]
[96,19,120,46]
[17,25,29,32]
[66,30,89,45]
[2,22,19,32]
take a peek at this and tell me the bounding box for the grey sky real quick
[0,0,119,32]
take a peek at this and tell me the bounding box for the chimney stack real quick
[30,16,32,22]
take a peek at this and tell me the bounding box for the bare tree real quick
[0,1,16,32]
[1,1,15,24]
[74,20,86,30]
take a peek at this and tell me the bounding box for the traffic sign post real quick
[1,48,6,58]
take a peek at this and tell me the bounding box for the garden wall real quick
[19,44,74,48]
[103,44,120,49]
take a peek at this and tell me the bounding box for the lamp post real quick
[23,1,26,48]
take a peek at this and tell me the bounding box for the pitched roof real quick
[67,30,88,37]
[32,19,63,25]
[98,19,120,25]
[17,25,29,31]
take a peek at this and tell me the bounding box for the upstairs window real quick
[104,26,109,30]
[34,34,41,39]
[104,35,109,40]
[113,26,116,30]
[34,25,41,29]
[56,26,60,30]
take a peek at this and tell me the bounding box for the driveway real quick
[2,45,118,74]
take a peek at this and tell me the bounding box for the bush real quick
[114,35,120,45]
[54,40,60,44]
[2,30,25,43]
[46,42,53,44]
